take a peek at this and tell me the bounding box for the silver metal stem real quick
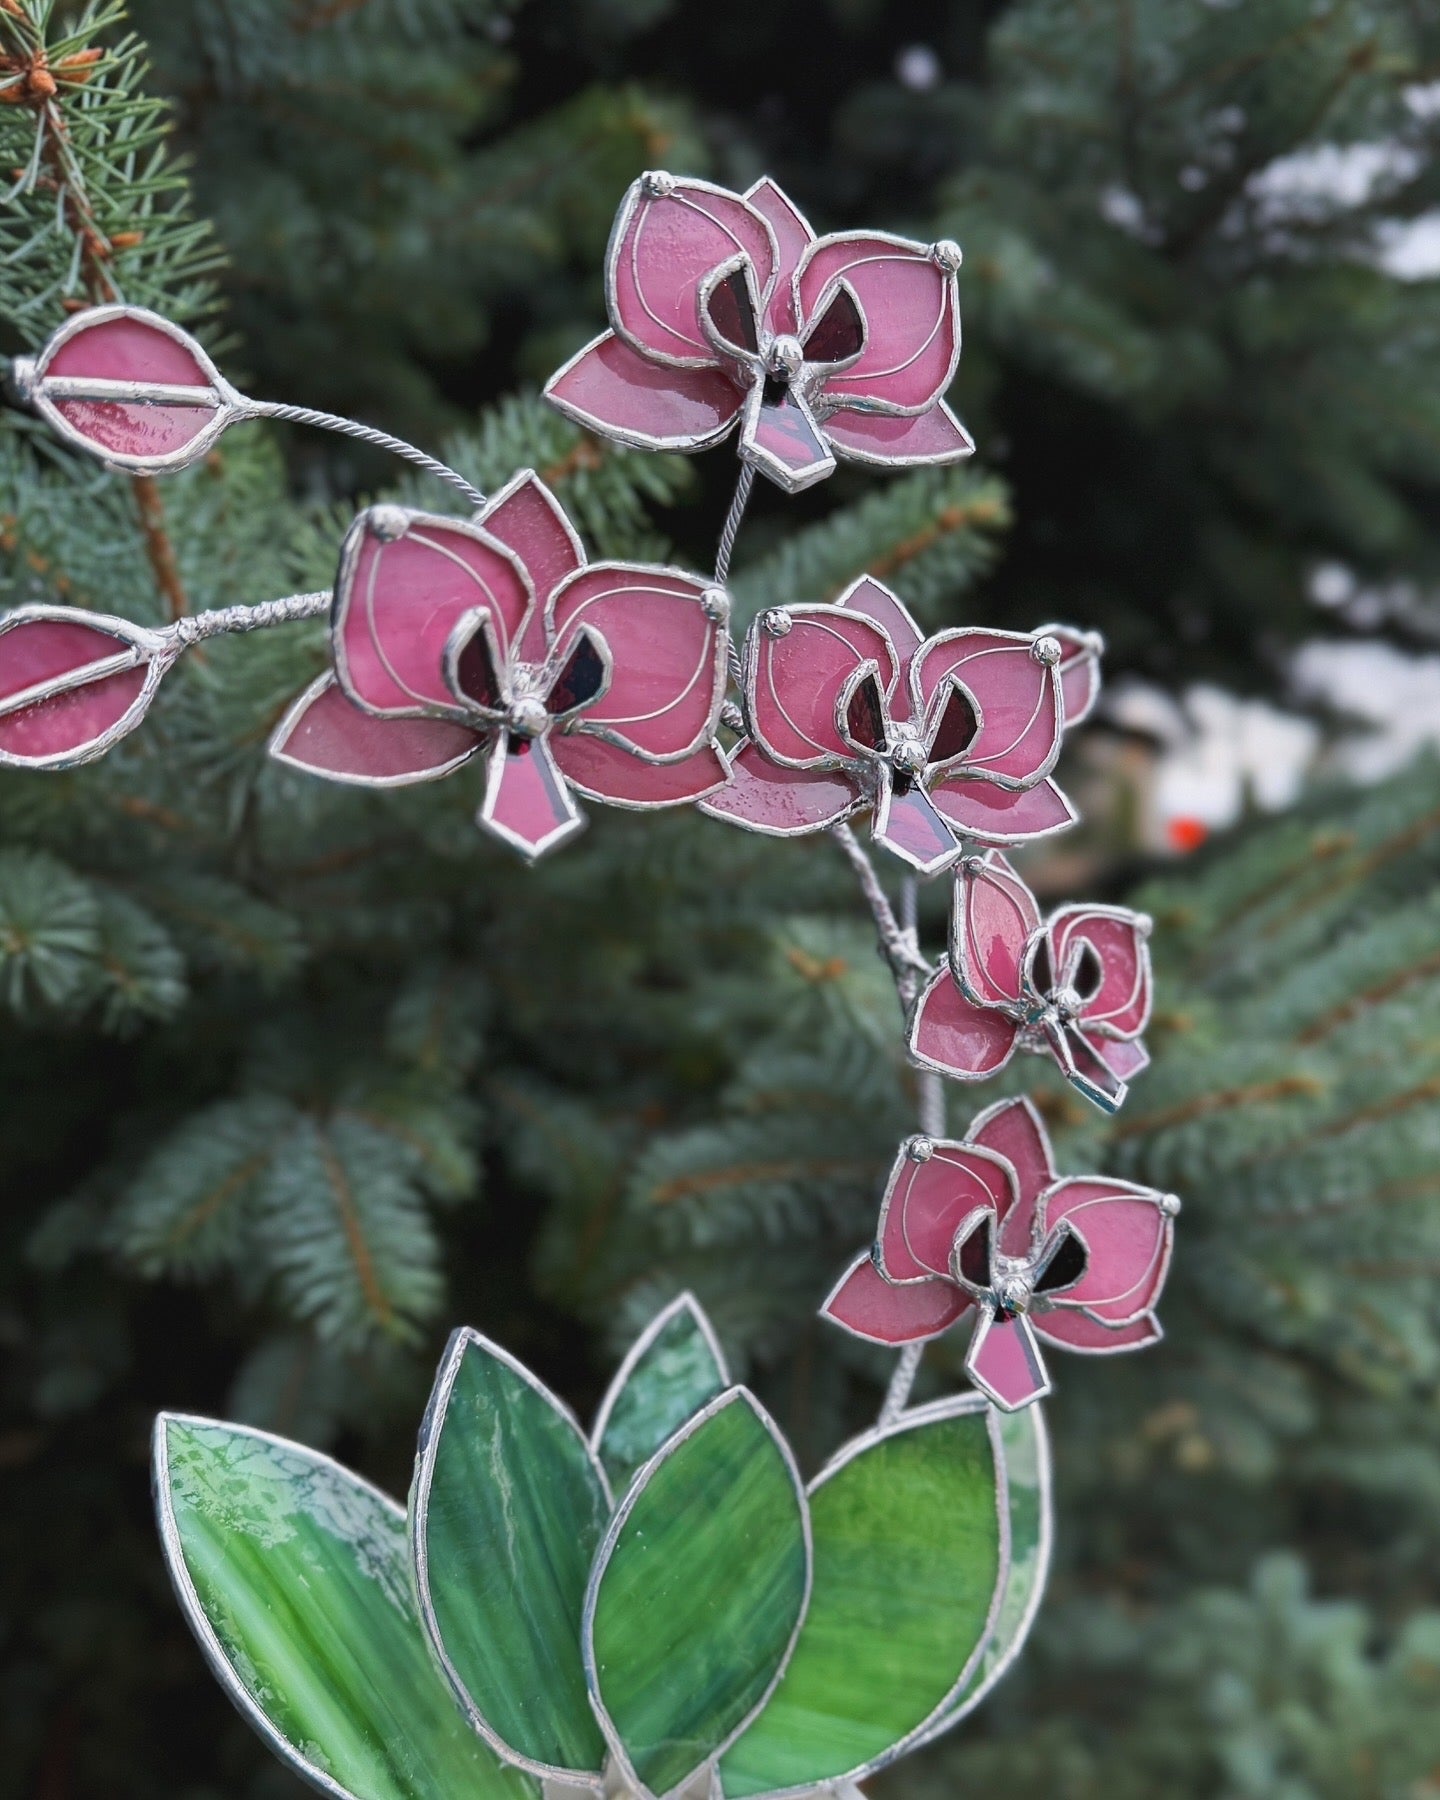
[899,874,946,1139]
[830,822,930,1001]
[251,402,485,508]
[170,591,332,647]
[715,463,755,686]
[879,1341,924,1427]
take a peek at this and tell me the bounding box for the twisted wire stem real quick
[251,402,486,509]
[715,463,756,686]
[171,590,332,647]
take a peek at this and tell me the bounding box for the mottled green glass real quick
[588,1391,809,1799]
[596,1297,728,1494]
[926,1404,1050,1735]
[416,1334,610,1777]
[156,1416,536,1800]
[718,1403,1001,1797]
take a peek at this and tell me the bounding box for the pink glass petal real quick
[1041,626,1103,725]
[42,312,225,466]
[821,1251,969,1347]
[552,734,728,806]
[824,401,974,466]
[480,473,584,662]
[1045,1021,1128,1113]
[699,739,859,834]
[744,178,815,328]
[878,1144,1019,1282]
[1049,906,1152,1038]
[872,778,962,875]
[269,673,481,785]
[965,1310,1051,1411]
[740,388,835,492]
[1036,1310,1162,1354]
[610,179,776,366]
[913,630,1063,789]
[1037,1178,1175,1324]
[548,564,722,760]
[0,613,150,765]
[968,1097,1056,1257]
[951,853,1040,1008]
[334,511,533,719]
[909,966,1019,1080]
[796,234,959,412]
[835,575,924,665]
[1096,1036,1151,1081]
[479,732,586,859]
[931,774,1078,845]
[544,332,744,452]
[748,605,899,768]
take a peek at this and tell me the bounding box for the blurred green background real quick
[3,2,1440,1796]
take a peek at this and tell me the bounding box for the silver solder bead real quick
[760,607,794,638]
[720,700,745,733]
[1161,1193,1182,1218]
[1031,634,1063,666]
[367,505,411,543]
[905,1134,936,1162]
[930,239,963,274]
[961,854,988,876]
[701,587,730,624]
[767,335,805,379]
[641,170,676,199]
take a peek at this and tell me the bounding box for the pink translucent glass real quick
[1047,627,1102,724]
[336,516,533,717]
[931,774,1076,843]
[482,474,583,663]
[47,314,221,463]
[1037,1311,1161,1352]
[910,969,1018,1078]
[549,566,719,759]
[0,616,146,762]
[750,608,898,766]
[878,1145,1016,1282]
[611,181,776,365]
[971,1099,1057,1257]
[796,237,956,412]
[552,734,728,805]
[823,1251,970,1346]
[485,735,581,853]
[840,577,925,663]
[744,178,813,331]
[1040,1179,1172,1324]
[53,400,213,460]
[953,855,1039,1006]
[547,334,743,448]
[741,393,832,484]
[1049,907,1152,1038]
[1097,1037,1150,1081]
[700,742,857,833]
[913,631,1062,787]
[873,781,961,874]
[271,676,480,782]
[823,404,974,463]
[966,1312,1050,1409]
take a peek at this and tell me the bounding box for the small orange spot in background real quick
[1167,816,1209,853]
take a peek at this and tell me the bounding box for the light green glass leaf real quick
[585,1389,810,1800]
[413,1331,611,1780]
[155,1414,538,1800]
[718,1397,1004,1798]
[917,1402,1052,1744]
[593,1294,729,1494]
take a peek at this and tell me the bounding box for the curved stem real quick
[715,462,755,686]
[168,591,332,647]
[830,821,930,1003]
[879,1341,924,1427]
[249,402,485,509]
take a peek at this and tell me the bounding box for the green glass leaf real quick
[412,1330,611,1780]
[155,1414,537,1800]
[585,1389,810,1800]
[593,1294,729,1494]
[718,1397,1004,1798]
[917,1403,1052,1744]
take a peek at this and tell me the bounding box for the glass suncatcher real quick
[6,171,1182,1799]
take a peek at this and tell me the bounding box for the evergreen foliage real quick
[1,2,1438,1797]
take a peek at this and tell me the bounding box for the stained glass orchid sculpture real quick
[545,175,972,493]
[910,851,1155,1112]
[701,574,1101,871]
[823,1098,1179,1409]
[154,1296,1050,1800]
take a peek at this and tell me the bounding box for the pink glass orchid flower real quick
[270,471,731,860]
[544,173,973,494]
[910,851,1153,1110]
[700,575,1100,873]
[823,1096,1179,1410]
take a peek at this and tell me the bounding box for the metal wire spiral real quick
[253,403,486,508]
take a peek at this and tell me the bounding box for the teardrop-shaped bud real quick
[13,306,241,474]
[0,606,170,767]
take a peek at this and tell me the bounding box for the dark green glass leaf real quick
[718,1397,1003,1797]
[155,1414,537,1800]
[586,1389,810,1799]
[413,1331,611,1779]
[918,1403,1052,1744]
[593,1294,729,1494]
